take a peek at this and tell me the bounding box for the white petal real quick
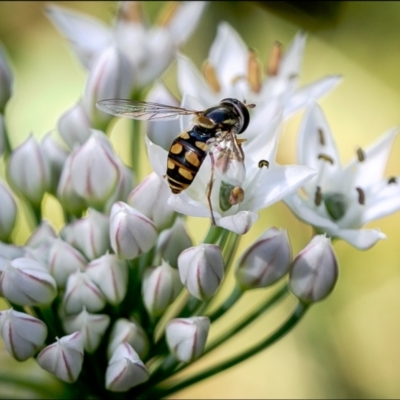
[337,228,386,250]
[244,165,317,212]
[145,135,169,179]
[279,31,306,80]
[45,4,112,68]
[167,191,214,218]
[217,211,259,235]
[284,75,342,117]
[208,22,248,90]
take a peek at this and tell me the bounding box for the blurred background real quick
[1,1,400,398]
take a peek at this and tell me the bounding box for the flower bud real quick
[58,101,92,150]
[86,253,128,305]
[0,43,13,113]
[235,228,292,290]
[69,131,121,210]
[109,202,157,259]
[107,318,149,360]
[62,307,110,353]
[156,218,192,268]
[84,47,133,128]
[166,316,210,363]
[142,260,182,317]
[8,134,52,207]
[41,133,69,194]
[178,244,224,300]
[0,308,47,361]
[60,209,110,260]
[47,238,87,287]
[0,178,17,241]
[63,271,106,314]
[106,343,149,392]
[289,235,339,303]
[0,242,24,259]
[25,220,57,248]
[127,172,175,230]
[0,257,57,306]
[57,153,87,217]
[37,332,84,383]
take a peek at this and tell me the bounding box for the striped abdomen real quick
[166,126,213,194]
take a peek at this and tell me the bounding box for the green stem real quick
[207,284,243,322]
[130,117,142,178]
[154,301,310,398]
[203,224,223,244]
[1,114,12,159]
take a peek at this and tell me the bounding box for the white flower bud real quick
[142,260,182,317]
[0,308,47,361]
[0,257,57,306]
[105,343,149,392]
[0,43,13,112]
[62,307,110,353]
[86,253,128,305]
[69,131,121,210]
[235,228,292,290]
[0,178,17,241]
[41,133,69,194]
[8,134,52,207]
[84,47,133,128]
[166,316,210,363]
[37,332,84,383]
[109,202,157,259]
[107,318,149,360]
[289,235,339,303]
[156,218,192,268]
[60,209,110,260]
[0,242,24,259]
[58,101,92,150]
[25,220,57,248]
[47,238,87,287]
[127,172,175,230]
[57,153,87,216]
[62,271,106,314]
[178,244,224,300]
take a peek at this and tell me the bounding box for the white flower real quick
[284,103,400,250]
[176,22,341,140]
[289,235,338,303]
[165,316,210,363]
[37,332,84,383]
[0,308,47,361]
[46,2,207,90]
[105,343,149,392]
[146,104,316,234]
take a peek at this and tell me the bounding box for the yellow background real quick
[1,1,400,398]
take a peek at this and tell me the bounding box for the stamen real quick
[265,41,282,76]
[156,1,179,26]
[231,75,246,85]
[247,48,262,93]
[318,128,325,146]
[258,159,269,168]
[314,186,322,206]
[388,176,397,184]
[355,187,365,205]
[317,154,334,164]
[202,61,221,92]
[356,147,365,162]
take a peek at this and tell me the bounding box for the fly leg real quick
[207,151,217,226]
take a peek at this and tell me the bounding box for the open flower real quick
[284,103,400,250]
[46,2,206,91]
[146,103,316,234]
[176,22,341,140]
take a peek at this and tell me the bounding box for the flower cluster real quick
[0,2,399,399]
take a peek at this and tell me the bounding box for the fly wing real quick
[96,99,198,121]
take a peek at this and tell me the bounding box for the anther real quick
[388,176,397,184]
[156,2,179,26]
[356,147,365,162]
[248,48,262,93]
[258,159,269,168]
[355,187,365,205]
[202,61,221,92]
[317,154,334,164]
[314,186,322,206]
[265,41,282,77]
[318,128,325,146]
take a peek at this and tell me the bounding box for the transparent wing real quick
[96,99,199,121]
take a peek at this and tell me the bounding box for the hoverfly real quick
[96,98,255,224]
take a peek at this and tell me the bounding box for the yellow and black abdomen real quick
[166,126,213,194]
